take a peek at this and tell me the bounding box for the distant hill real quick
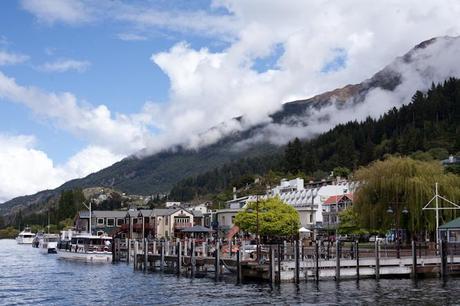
[2,36,460,217]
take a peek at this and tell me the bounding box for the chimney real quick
[233,187,237,200]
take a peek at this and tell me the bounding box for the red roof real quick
[323,193,353,205]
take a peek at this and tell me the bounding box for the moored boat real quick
[16,227,36,244]
[38,234,59,254]
[56,234,112,263]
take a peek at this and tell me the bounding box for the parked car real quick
[369,235,385,242]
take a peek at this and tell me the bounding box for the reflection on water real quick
[1,239,459,305]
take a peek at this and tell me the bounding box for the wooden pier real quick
[112,238,460,283]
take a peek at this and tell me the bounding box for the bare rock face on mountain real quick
[2,36,460,216]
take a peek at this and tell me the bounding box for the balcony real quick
[174,222,192,229]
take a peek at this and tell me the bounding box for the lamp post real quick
[386,202,408,259]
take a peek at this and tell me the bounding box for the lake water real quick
[1,239,459,305]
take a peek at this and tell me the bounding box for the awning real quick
[181,225,214,233]
[298,227,311,233]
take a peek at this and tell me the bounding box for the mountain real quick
[2,36,460,217]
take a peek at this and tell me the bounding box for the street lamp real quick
[387,202,409,258]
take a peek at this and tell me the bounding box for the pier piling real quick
[294,240,300,284]
[335,240,341,281]
[214,241,220,281]
[375,240,380,280]
[355,241,360,280]
[411,240,417,279]
[160,241,165,272]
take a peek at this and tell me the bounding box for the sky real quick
[1,0,460,203]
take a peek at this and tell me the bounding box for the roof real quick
[439,217,460,229]
[191,210,203,217]
[78,210,127,218]
[92,211,127,218]
[323,193,353,205]
[181,225,214,233]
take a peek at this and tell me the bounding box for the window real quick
[97,218,104,225]
[107,218,115,226]
[133,218,138,224]
[117,219,124,226]
[144,217,150,224]
[309,214,313,223]
[165,217,168,225]
[231,216,235,224]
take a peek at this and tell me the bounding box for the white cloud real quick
[117,33,147,41]
[39,58,91,73]
[0,50,29,66]
[20,0,92,25]
[0,71,150,156]
[0,134,122,202]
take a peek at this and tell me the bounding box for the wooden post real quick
[133,240,138,270]
[127,238,131,264]
[440,239,447,279]
[335,240,340,281]
[270,246,276,284]
[355,241,360,280]
[177,241,182,276]
[294,240,300,283]
[160,241,165,272]
[411,240,417,279]
[215,241,220,281]
[236,249,241,284]
[315,241,319,281]
[269,246,273,283]
[144,238,148,272]
[375,240,380,280]
[191,239,196,278]
[277,243,281,284]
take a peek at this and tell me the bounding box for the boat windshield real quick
[71,237,111,245]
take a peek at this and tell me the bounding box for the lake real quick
[1,239,459,305]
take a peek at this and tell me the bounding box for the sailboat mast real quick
[435,182,439,247]
[89,200,92,235]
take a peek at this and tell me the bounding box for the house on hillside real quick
[322,194,353,229]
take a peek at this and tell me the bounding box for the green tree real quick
[337,207,366,235]
[284,138,303,174]
[332,166,351,178]
[234,197,300,237]
[354,156,460,234]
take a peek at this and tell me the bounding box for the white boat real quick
[56,234,112,263]
[38,234,59,254]
[16,227,36,244]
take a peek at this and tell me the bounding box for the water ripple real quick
[1,239,460,305]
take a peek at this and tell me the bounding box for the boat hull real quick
[39,242,58,254]
[16,237,34,244]
[56,249,112,263]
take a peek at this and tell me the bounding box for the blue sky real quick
[0,0,459,202]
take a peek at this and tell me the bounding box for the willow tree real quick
[353,156,460,235]
[234,197,300,238]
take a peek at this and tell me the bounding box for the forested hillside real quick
[170,78,460,202]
